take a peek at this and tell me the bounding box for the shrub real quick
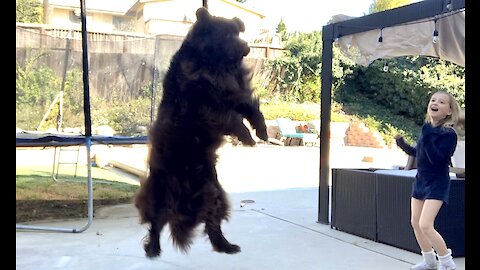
[259,101,350,123]
[260,102,319,121]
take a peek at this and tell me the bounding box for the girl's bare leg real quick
[411,198,434,252]
[419,199,448,256]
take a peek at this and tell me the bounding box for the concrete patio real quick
[16,143,466,269]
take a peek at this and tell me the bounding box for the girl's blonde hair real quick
[425,91,464,135]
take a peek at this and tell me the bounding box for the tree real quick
[276,19,288,42]
[16,0,43,23]
[369,0,413,13]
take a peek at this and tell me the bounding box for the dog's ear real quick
[187,8,211,45]
[232,17,245,33]
[196,7,211,22]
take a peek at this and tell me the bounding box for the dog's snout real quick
[244,46,250,56]
[242,42,250,56]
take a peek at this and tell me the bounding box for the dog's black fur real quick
[134,7,268,258]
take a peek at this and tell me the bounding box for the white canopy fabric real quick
[331,10,465,67]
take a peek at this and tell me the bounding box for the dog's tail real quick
[169,219,196,253]
[133,174,156,224]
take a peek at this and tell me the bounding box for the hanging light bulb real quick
[433,29,439,43]
[432,19,439,43]
[378,28,383,43]
[383,63,389,72]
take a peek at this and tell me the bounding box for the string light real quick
[433,19,439,43]
[383,63,389,72]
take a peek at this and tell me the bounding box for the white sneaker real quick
[410,260,437,270]
[437,249,456,270]
[438,261,456,270]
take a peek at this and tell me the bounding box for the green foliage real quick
[330,102,352,122]
[16,51,86,131]
[16,51,158,135]
[252,83,268,100]
[337,86,427,144]
[63,68,87,115]
[16,0,43,23]
[338,56,465,126]
[284,31,323,79]
[417,58,465,106]
[336,55,464,143]
[360,115,416,146]
[16,30,465,147]
[275,19,289,42]
[90,82,160,135]
[103,98,152,135]
[260,102,320,121]
[265,31,323,103]
[16,51,58,106]
[16,51,60,130]
[332,45,356,92]
[16,104,46,131]
[265,31,355,104]
[369,0,413,13]
[259,101,349,123]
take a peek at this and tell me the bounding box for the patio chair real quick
[276,118,318,146]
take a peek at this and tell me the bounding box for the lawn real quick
[16,164,140,223]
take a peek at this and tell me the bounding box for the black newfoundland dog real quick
[134,7,268,258]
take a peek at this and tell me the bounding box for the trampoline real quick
[16,131,147,148]
[16,0,147,233]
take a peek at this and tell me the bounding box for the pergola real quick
[317,0,465,224]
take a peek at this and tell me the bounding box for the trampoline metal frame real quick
[16,138,94,233]
[16,0,95,233]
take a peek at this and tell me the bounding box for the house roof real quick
[49,0,265,22]
[219,0,265,18]
[48,0,137,15]
[126,0,265,18]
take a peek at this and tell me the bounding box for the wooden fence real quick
[16,24,284,99]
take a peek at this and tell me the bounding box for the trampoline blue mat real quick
[16,132,148,147]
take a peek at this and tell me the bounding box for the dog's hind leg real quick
[205,221,241,254]
[204,167,241,254]
[136,170,168,258]
[143,213,167,258]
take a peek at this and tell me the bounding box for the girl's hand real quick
[394,134,402,140]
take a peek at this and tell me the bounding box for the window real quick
[113,16,134,32]
[69,10,81,24]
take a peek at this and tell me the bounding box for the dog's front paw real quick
[239,137,256,146]
[256,128,268,141]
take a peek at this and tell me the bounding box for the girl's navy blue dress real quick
[396,123,457,204]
